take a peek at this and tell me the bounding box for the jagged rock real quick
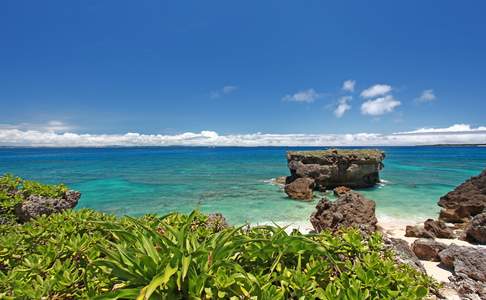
[310,191,377,234]
[333,186,351,197]
[439,245,486,282]
[383,237,425,273]
[286,149,385,190]
[447,274,486,300]
[438,169,486,223]
[284,178,315,200]
[405,225,436,239]
[424,219,455,239]
[411,238,447,261]
[15,190,80,222]
[464,212,486,244]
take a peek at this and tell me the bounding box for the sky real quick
[0,1,485,146]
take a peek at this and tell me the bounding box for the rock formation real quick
[411,238,447,261]
[405,219,455,239]
[438,169,486,223]
[15,190,81,222]
[383,237,425,273]
[284,149,385,199]
[284,178,315,201]
[464,212,486,244]
[310,190,377,234]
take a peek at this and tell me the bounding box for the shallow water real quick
[0,146,485,224]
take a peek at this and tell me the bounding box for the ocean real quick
[1,146,485,225]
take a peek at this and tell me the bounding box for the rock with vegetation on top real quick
[438,169,486,223]
[411,238,447,261]
[464,212,486,244]
[310,190,377,234]
[285,149,385,197]
[15,190,81,222]
[284,177,315,200]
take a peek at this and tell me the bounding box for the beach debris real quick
[438,169,486,224]
[310,190,377,234]
[464,211,486,244]
[15,190,81,222]
[411,238,447,261]
[284,177,315,201]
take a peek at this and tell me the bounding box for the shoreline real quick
[258,215,485,285]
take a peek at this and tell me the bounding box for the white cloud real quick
[342,80,356,92]
[282,89,319,103]
[0,120,73,132]
[360,84,392,98]
[210,85,238,99]
[361,95,401,116]
[334,96,352,118]
[1,124,485,147]
[397,124,486,134]
[416,89,436,103]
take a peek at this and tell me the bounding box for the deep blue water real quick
[1,146,485,224]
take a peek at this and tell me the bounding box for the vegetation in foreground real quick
[0,175,435,299]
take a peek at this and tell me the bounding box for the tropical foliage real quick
[0,176,436,299]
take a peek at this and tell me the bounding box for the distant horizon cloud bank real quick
[0,123,485,147]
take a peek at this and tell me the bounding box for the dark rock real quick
[439,245,486,282]
[286,149,385,190]
[424,219,455,239]
[15,190,81,222]
[333,186,351,197]
[310,191,377,234]
[465,212,486,244]
[383,237,425,273]
[405,225,436,239]
[411,238,447,261]
[284,178,315,200]
[438,169,486,224]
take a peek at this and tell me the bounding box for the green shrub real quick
[0,174,68,224]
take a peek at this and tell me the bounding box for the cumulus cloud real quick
[0,120,73,132]
[361,95,401,116]
[360,84,392,98]
[1,123,485,147]
[282,89,320,103]
[342,80,356,92]
[210,85,238,99]
[416,89,436,103]
[334,96,352,118]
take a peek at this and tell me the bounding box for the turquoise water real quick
[0,147,485,224]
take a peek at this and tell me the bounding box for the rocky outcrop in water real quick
[284,178,315,201]
[15,190,81,222]
[284,149,385,199]
[310,190,377,234]
[438,169,486,224]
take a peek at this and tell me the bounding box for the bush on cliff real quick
[0,176,436,299]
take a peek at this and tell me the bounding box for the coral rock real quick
[15,190,80,222]
[464,212,486,244]
[411,238,447,261]
[284,178,315,200]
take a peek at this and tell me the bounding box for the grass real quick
[287,149,385,161]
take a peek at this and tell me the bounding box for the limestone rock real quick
[310,191,377,234]
[284,178,315,200]
[464,212,486,244]
[15,190,81,222]
[383,237,425,273]
[438,169,486,223]
[424,219,455,239]
[411,238,447,261]
[405,225,435,239]
[333,186,351,197]
[286,149,385,190]
[439,245,486,282]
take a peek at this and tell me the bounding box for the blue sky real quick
[0,1,485,146]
